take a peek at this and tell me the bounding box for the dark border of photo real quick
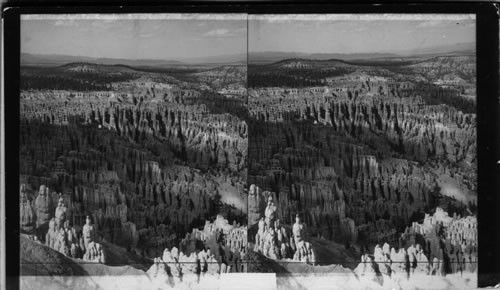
[3,2,499,289]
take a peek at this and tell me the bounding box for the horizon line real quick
[21,51,248,62]
[22,47,475,63]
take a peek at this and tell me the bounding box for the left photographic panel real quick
[19,13,248,287]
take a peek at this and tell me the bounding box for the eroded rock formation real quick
[146,214,248,288]
[20,69,248,258]
[251,185,317,265]
[26,187,108,263]
[248,79,476,248]
[20,185,36,234]
[354,207,477,284]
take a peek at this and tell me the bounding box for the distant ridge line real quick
[257,53,475,68]
[21,52,246,67]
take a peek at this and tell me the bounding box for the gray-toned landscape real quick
[19,14,249,289]
[18,14,477,289]
[246,14,477,289]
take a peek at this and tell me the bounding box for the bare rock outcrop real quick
[20,83,248,258]
[20,185,36,234]
[354,207,477,283]
[248,83,476,248]
[250,185,318,265]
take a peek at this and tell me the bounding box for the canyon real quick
[19,63,248,275]
[18,53,477,289]
[246,55,477,279]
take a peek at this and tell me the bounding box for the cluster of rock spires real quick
[249,90,475,163]
[249,184,317,264]
[248,181,478,274]
[146,215,248,287]
[399,208,477,274]
[147,247,219,287]
[247,79,476,249]
[21,181,249,270]
[20,90,247,172]
[178,215,248,271]
[19,77,248,259]
[355,207,477,283]
[18,58,478,289]
[20,184,106,263]
[249,179,359,246]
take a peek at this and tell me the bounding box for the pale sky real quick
[21,14,475,59]
[249,14,475,54]
[21,14,247,60]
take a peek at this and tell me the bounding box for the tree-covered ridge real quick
[248,64,353,88]
[21,65,140,91]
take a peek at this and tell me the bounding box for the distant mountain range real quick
[21,53,247,67]
[248,52,401,64]
[249,42,475,64]
[22,42,473,67]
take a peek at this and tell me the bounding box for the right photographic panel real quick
[247,14,477,288]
